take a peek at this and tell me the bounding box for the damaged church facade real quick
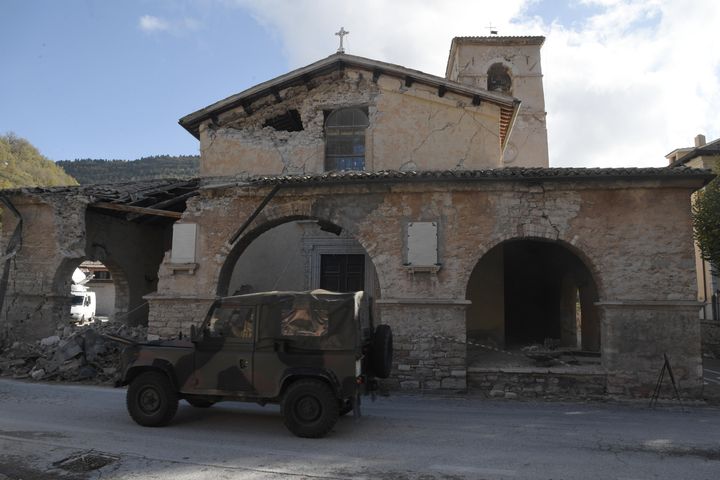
[0,37,712,397]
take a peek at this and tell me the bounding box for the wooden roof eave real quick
[178,53,519,139]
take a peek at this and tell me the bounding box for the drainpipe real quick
[0,195,23,321]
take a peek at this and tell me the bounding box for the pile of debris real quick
[0,321,147,384]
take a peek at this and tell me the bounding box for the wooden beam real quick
[91,202,182,219]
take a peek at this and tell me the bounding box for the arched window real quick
[487,63,512,93]
[324,108,369,171]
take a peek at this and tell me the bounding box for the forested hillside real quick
[57,155,199,184]
[0,133,78,189]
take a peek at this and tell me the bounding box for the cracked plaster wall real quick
[0,194,87,344]
[149,179,702,395]
[0,194,172,345]
[448,42,549,168]
[199,68,503,177]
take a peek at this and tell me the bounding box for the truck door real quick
[191,305,256,395]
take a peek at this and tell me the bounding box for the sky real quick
[1,0,719,168]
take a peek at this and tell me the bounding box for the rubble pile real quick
[0,321,146,384]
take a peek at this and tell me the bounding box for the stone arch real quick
[52,256,131,323]
[465,235,602,357]
[216,213,382,300]
[460,232,606,301]
[486,62,513,93]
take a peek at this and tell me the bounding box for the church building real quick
[0,35,711,398]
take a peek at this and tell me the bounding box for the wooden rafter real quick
[91,202,182,219]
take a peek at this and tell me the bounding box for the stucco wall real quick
[199,68,503,177]
[0,194,171,344]
[447,40,549,168]
[149,176,703,395]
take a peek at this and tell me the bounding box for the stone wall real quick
[0,194,87,344]
[148,175,705,396]
[0,192,172,344]
[467,368,607,399]
[701,320,720,358]
[199,68,504,177]
[446,38,549,168]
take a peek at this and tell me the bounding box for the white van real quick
[70,291,96,323]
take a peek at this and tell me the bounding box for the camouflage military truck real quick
[115,290,392,438]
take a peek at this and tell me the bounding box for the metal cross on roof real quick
[335,27,349,53]
[486,22,498,35]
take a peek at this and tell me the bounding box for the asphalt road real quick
[0,378,719,480]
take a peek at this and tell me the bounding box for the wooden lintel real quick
[91,202,182,219]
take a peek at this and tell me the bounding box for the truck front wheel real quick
[127,371,178,427]
[281,379,339,438]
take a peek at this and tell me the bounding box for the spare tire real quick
[370,324,393,379]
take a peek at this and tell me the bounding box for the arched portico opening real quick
[466,238,601,368]
[217,216,381,302]
[53,256,130,324]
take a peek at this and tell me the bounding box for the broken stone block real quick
[0,359,26,369]
[58,358,83,373]
[30,368,46,380]
[55,337,83,362]
[75,365,97,380]
[40,335,61,347]
[489,389,505,398]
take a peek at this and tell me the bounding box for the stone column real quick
[599,301,703,398]
[376,298,469,391]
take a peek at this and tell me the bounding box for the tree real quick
[693,177,720,273]
[0,133,77,233]
[0,133,77,189]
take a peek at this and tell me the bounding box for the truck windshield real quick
[71,296,84,305]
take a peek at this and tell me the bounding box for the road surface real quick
[0,378,718,479]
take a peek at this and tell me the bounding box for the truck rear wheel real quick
[127,371,178,427]
[281,379,339,438]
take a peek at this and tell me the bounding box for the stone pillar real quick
[376,298,469,391]
[146,295,216,338]
[599,301,703,398]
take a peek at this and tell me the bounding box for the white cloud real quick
[138,14,201,34]
[139,15,170,33]
[229,0,720,167]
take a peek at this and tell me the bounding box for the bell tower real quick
[446,36,549,167]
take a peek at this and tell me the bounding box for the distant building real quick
[667,134,720,356]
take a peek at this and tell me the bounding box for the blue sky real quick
[2,1,719,167]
